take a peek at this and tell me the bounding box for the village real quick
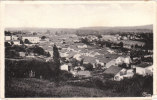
[5,29,153,82]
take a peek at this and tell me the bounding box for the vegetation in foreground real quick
[5,58,153,97]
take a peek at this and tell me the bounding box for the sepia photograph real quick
[0,1,156,98]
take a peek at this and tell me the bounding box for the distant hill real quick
[80,24,153,30]
[5,24,153,35]
[78,25,153,34]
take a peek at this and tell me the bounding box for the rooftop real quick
[104,65,123,76]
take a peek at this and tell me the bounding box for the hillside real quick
[6,78,121,97]
[78,25,153,34]
[5,24,153,35]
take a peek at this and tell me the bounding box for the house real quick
[117,36,122,40]
[60,64,69,71]
[114,69,134,81]
[26,52,35,57]
[22,36,40,44]
[5,35,19,41]
[122,36,128,40]
[115,56,132,67]
[45,57,53,62]
[74,66,85,71]
[19,52,26,57]
[145,65,153,76]
[135,67,146,76]
[60,52,69,57]
[104,65,123,80]
[83,56,96,65]
[5,36,11,41]
[96,59,105,67]
[135,65,153,76]
[107,49,115,54]
[106,59,116,68]
[116,57,125,65]
[71,70,91,78]
[48,51,54,57]
[123,44,132,49]
[73,54,82,61]
[13,40,21,45]
[5,40,21,45]
[124,56,132,67]
[77,44,87,48]
[12,35,18,40]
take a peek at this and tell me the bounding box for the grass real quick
[5,78,121,97]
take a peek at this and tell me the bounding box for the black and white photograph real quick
[1,1,156,98]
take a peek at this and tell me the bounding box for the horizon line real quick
[5,24,153,29]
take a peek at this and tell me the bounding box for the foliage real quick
[5,59,55,80]
[24,39,32,44]
[41,36,46,40]
[118,42,123,48]
[5,42,11,47]
[52,44,61,83]
[59,70,73,81]
[83,63,93,71]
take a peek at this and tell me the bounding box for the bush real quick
[59,70,73,81]
[92,78,104,89]
[83,63,93,71]
[112,74,153,96]
[5,59,55,80]
[103,73,114,79]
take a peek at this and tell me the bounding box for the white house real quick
[115,56,132,67]
[114,68,134,81]
[124,56,132,67]
[60,52,69,57]
[60,64,69,71]
[22,36,40,44]
[115,57,124,65]
[107,49,115,54]
[77,45,87,48]
[145,66,153,75]
[96,59,104,67]
[73,54,82,61]
[106,59,116,68]
[19,52,26,57]
[5,36,11,41]
[74,66,85,71]
[70,70,91,78]
[13,40,21,45]
[12,35,18,40]
[135,67,146,76]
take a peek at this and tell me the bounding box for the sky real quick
[4,2,155,28]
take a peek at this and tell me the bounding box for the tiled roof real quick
[104,65,122,75]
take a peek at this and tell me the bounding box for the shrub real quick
[59,70,73,81]
[112,74,153,96]
[83,63,93,71]
[5,59,55,80]
[103,73,114,79]
[92,78,104,89]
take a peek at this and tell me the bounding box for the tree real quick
[53,44,61,84]
[20,40,24,45]
[119,42,124,48]
[41,36,46,40]
[11,41,14,45]
[84,63,93,71]
[46,52,51,57]
[33,45,45,55]
[24,39,31,44]
[5,42,11,47]
[97,35,102,39]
